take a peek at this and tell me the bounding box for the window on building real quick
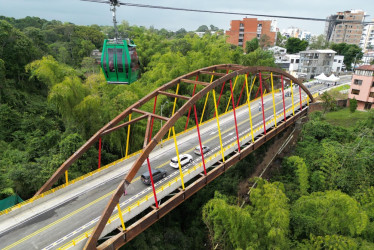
[338,60,342,63]
[364,103,372,110]
[369,92,374,98]
[334,59,337,62]
[354,79,363,85]
[351,89,360,95]
[296,59,299,63]
[240,23,244,27]
[258,24,262,27]
[291,59,294,63]
[372,81,374,87]
[238,39,243,42]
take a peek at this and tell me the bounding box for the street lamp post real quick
[160,100,169,146]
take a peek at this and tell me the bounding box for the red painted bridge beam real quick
[185,75,198,130]
[98,137,102,169]
[299,84,302,110]
[236,76,247,108]
[149,96,158,142]
[214,70,229,118]
[193,105,207,175]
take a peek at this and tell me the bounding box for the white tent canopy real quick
[314,73,328,81]
[326,74,340,82]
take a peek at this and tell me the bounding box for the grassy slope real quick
[323,108,370,128]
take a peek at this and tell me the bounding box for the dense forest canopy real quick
[0,15,275,198]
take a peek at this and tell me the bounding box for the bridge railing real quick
[0,89,283,217]
[57,93,317,250]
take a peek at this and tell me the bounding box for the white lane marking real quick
[44,85,327,249]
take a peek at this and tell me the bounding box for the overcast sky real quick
[0,0,373,35]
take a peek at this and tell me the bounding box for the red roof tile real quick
[356,65,374,71]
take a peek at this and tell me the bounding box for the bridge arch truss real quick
[35,64,314,249]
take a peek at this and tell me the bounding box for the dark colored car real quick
[194,145,210,155]
[141,168,167,185]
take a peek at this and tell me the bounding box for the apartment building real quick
[226,18,277,47]
[298,50,336,80]
[360,19,374,52]
[332,55,345,73]
[282,27,312,41]
[324,10,365,46]
[348,65,374,110]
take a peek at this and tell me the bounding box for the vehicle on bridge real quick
[170,154,193,168]
[194,145,210,155]
[141,168,167,185]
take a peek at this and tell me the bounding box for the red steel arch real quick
[34,64,314,249]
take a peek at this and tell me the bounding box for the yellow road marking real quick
[3,191,115,250]
[6,88,313,249]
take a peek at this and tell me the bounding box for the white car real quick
[194,145,210,155]
[170,154,193,169]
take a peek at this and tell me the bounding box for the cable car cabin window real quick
[102,49,108,76]
[108,48,115,72]
[116,49,123,73]
[129,47,139,72]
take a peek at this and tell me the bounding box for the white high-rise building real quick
[360,19,374,52]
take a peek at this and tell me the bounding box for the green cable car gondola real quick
[101,39,140,84]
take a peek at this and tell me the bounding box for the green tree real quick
[0,20,39,80]
[202,193,257,249]
[245,38,259,54]
[196,25,209,32]
[284,156,309,195]
[304,234,374,249]
[286,37,308,54]
[276,32,287,47]
[320,91,336,114]
[259,34,271,49]
[26,55,78,87]
[292,190,368,238]
[250,179,290,249]
[350,98,358,113]
[241,48,276,67]
[245,38,259,53]
[203,179,290,249]
[308,34,329,50]
[330,43,363,70]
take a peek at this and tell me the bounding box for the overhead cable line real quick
[81,0,374,25]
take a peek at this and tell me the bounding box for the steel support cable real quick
[200,73,215,125]
[214,70,229,118]
[281,75,287,122]
[270,73,277,128]
[168,83,180,139]
[291,80,295,116]
[236,76,247,108]
[229,76,241,152]
[299,84,303,110]
[125,113,132,158]
[59,65,313,249]
[259,72,266,135]
[98,137,102,169]
[193,105,207,175]
[172,127,186,190]
[185,75,198,130]
[82,0,374,24]
[149,96,158,141]
[244,74,255,143]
